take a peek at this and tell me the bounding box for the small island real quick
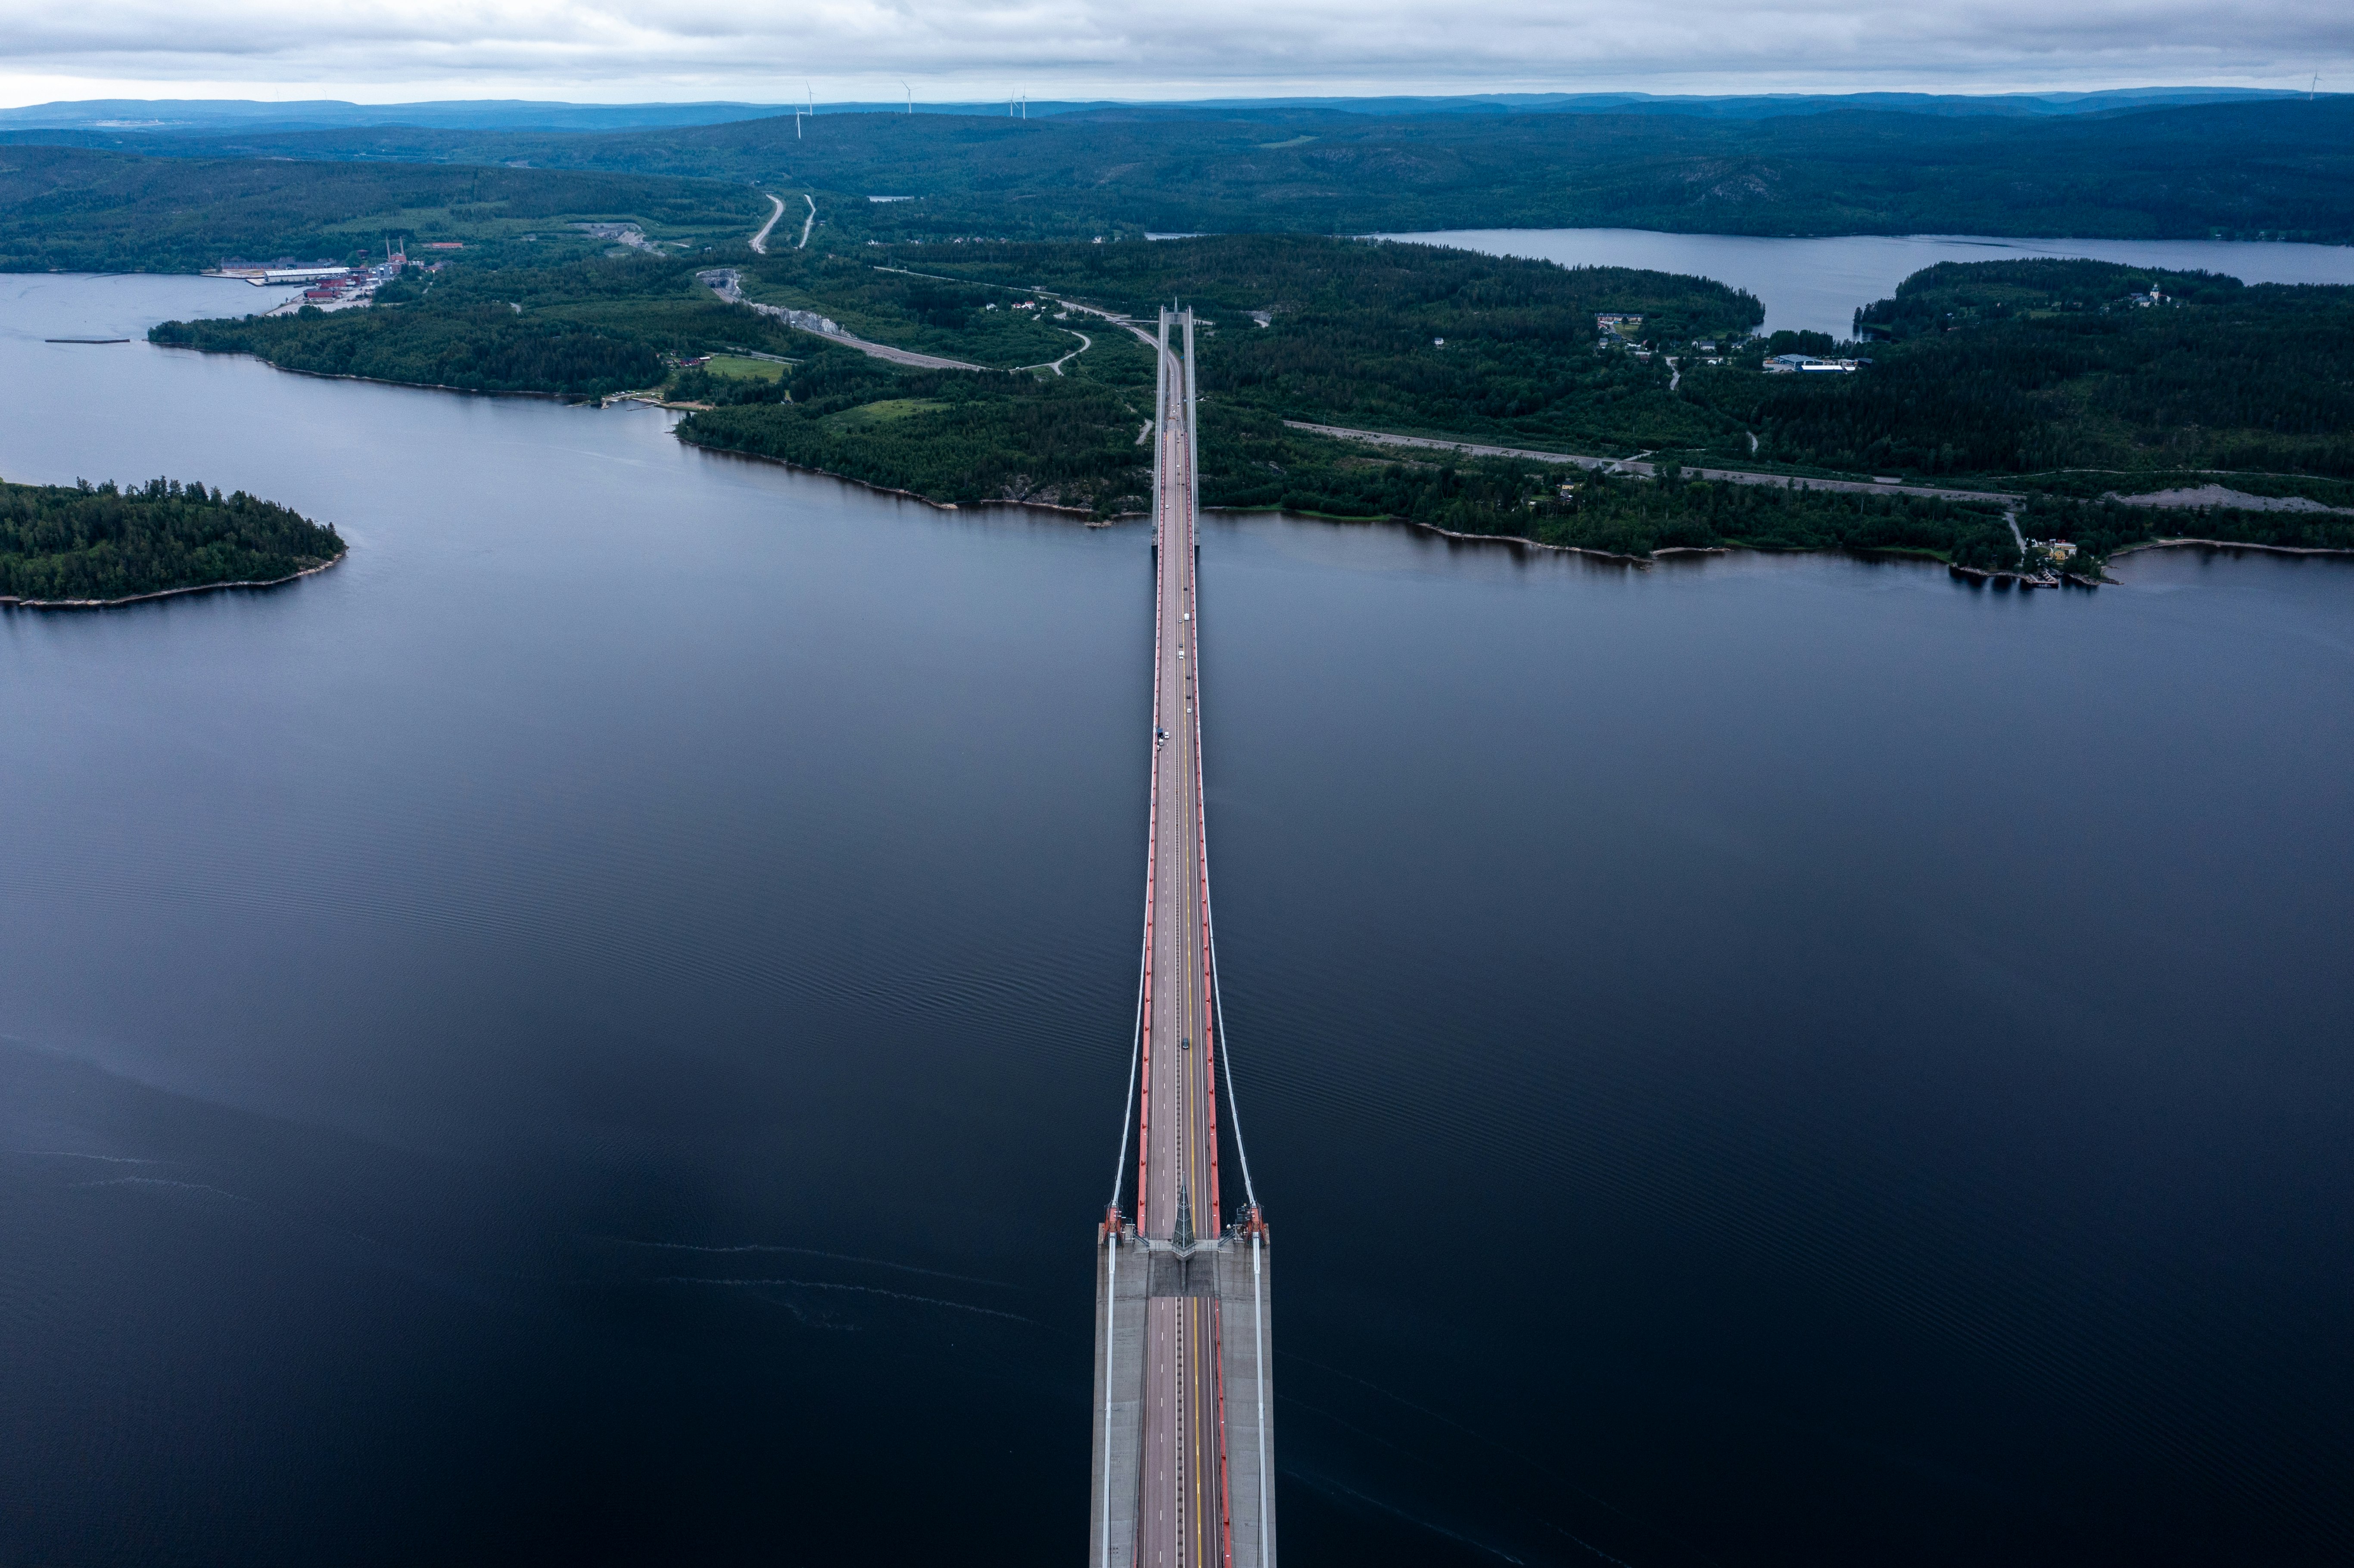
[0,477,345,607]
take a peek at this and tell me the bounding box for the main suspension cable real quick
[1205,878,1257,1212]
[1109,917,1147,1211]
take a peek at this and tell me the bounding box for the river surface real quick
[1379,228,2354,337]
[3,274,2351,1567]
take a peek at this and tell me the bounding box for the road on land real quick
[749,195,785,255]
[698,268,986,371]
[1283,420,2022,504]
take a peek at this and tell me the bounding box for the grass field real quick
[702,354,786,381]
[822,398,951,431]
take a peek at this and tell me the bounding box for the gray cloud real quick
[2,0,2349,102]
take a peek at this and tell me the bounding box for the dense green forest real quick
[0,145,766,272]
[1192,411,2022,563]
[752,236,1759,448]
[163,234,1751,442]
[665,336,2028,568]
[839,233,1752,333]
[679,341,1154,510]
[146,254,818,395]
[149,236,1758,446]
[1692,261,2354,478]
[0,476,343,603]
[681,249,2354,565]
[17,97,2349,243]
[132,241,2354,570]
[152,305,667,397]
[1206,421,2351,566]
[733,261,1095,369]
[674,357,2030,566]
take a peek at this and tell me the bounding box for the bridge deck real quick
[1091,310,1275,1568]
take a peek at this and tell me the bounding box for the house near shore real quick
[246,265,352,287]
[1766,354,1861,374]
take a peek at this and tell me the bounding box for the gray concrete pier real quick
[1090,1222,1277,1568]
[1090,1223,1147,1568]
[1214,1222,1277,1568]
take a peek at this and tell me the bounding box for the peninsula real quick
[69,128,2336,579]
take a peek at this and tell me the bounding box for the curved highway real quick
[748,194,786,255]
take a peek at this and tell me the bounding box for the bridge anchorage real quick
[1090,309,1276,1568]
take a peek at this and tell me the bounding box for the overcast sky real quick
[3,0,2349,107]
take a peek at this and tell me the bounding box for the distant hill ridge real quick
[5,95,2350,263]
[0,86,2319,136]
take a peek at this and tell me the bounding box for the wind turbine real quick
[903,81,912,115]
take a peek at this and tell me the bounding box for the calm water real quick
[1381,228,2354,336]
[3,274,2351,1566]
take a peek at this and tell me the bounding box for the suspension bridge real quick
[1090,308,1276,1568]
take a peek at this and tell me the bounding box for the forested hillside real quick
[0,145,765,272]
[1693,261,2354,478]
[1188,411,2024,562]
[148,254,804,395]
[676,345,2031,568]
[29,97,2352,243]
[680,341,1155,512]
[131,240,2354,569]
[152,307,667,397]
[0,476,343,603]
[149,236,1760,450]
[756,236,1760,448]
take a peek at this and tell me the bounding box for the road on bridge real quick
[1136,305,1224,1568]
[1095,308,1273,1568]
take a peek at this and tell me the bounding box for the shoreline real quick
[675,434,963,511]
[1,549,346,610]
[153,345,1110,518]
[2109,536,2354,560]
[675,426,1130,521]
[1280,420,2024,505]
[131,348,2354,571]
[151,345,581,401]
[972,497,1113,520]
[1946,561,2094,590]
[1224,508,1974,572]
[144,348,1113,519]
[1410,516,1657,564]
